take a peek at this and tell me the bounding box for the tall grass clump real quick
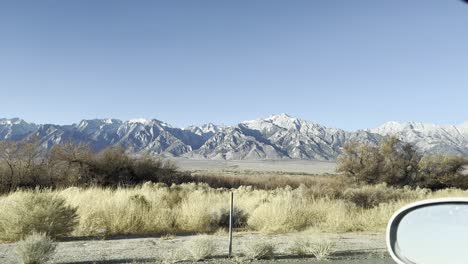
[63,185,176,236]
[247,190,327,233]
[176,188,221,233]
[0,191,78,242]
[16,232,56,264]
[310,241,336,260]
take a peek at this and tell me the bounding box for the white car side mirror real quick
[387,198,468,264]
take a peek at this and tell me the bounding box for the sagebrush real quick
[0,191,78,242]
[15,232,56,264]
[244,240,275,260]
[187,235,216,261]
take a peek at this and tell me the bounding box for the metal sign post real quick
[228,192,234,257]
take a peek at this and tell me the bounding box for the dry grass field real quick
[2,170,468,242]
[1,165,468,263]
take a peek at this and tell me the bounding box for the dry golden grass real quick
[1,176,468,241]
[191,170,345,191]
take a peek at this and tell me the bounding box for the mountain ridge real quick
[0,114,467,160]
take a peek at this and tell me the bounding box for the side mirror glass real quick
[387,199,468,264]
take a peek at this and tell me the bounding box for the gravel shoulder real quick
[0,232,392,264]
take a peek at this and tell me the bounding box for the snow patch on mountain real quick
[0,116,466,160]
[370,121,468,155]
[0,118,38,140]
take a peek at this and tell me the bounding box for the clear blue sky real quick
[0,0,467,130]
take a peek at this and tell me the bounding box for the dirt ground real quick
[0,231,392,264]
[170,158,338,175]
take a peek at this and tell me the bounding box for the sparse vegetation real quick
[15,232,56,264]
[288,238,336,259]
[0,139,466,242]
[160,248,188,264]
[309,240,336,260]
[244,240,275,260]
[187,235,216,261]
[289,237,311,257]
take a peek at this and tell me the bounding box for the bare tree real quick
[0,140,20,192]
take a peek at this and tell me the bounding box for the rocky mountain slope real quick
[370,121,468,156]
[0,114,466,160]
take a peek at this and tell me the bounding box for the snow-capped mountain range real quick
[0,114,467,160]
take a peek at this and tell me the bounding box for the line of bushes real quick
[0,139,190,193]
[0,139,343,193]
[337,136,468,189]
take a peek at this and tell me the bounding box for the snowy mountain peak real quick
[371,121,463,135]
[126,118,171,127]
[0,118,28,126]
[128,118,153,125]
[244,113,300,129]
[243,113,328,135]
[76,119,122,130]
[0,118,38,140]
[103,119,117,124]
[371,121,408,135]
[370,121,468,156]
[266,113,293,121]
[199,123,220,133]
[185,123,221,136]
[0,116,467,160]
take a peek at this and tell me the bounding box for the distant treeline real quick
[0,138,188,193]
[337,136,468,189]
[0,136,467,193]
[0,138,326,193]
